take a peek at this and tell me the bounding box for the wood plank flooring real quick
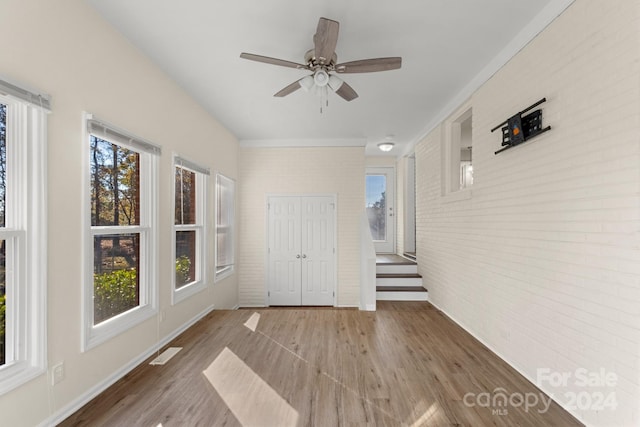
[60,302,583,426]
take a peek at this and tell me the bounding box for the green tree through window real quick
[90,137,141,324]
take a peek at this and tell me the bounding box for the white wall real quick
[414,1,639,426]
[239,147,365,307]
[0,0,239,425]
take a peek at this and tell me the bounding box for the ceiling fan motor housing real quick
[304,49,338,68]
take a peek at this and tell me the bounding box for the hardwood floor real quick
[60,302,583,426]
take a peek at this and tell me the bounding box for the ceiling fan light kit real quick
[240,17,402,111]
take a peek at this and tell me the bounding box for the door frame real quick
[365,167,396,253]
[264,193,338,307]
[404,155,416,253]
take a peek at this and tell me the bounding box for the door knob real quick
[302,254,307,258]
[296,254,301,258]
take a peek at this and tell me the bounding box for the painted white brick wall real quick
[415,1,640,426]
[239,147,365,307]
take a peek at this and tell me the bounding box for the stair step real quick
[376,286,427,292]
[376,254,416,266]
[376,275,423,287]
[376,264,418,274]
[376,273,422,279]
[376,286,428,301]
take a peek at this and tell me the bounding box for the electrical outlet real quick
[52,362,65,385]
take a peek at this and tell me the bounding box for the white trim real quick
[403,155,416,253]
[400,0,575,157]
[0,95,48,395]
[214,173,235,282]
[375,291,428,301]
[171,156,208,305]
[41,304,215,427]
[86,115,161,155]
[174,155,210,176]
[240,138,366,148]
[441,101,473,198]
[265,193,338,307]
[366,167,396,253]
[82,114,159,352]
[0,75,51,111]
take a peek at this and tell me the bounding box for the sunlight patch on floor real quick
[243,312,260,332]
[203,346,299,426]
[409,402,441,427]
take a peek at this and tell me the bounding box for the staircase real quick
[376,254,428,301]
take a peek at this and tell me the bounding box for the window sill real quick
[214,266,234,283]
[172,280,207,305]
[442,188,472,203]
[0,362,46,396]
[83,304,157,352]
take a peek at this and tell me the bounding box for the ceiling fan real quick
[240,17,402,104]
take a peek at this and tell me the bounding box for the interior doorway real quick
[366,167,395,253]
[404,155,416,254]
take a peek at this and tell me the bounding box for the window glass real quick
[366,175,387,241]
[90,137,142,324]
[90,136,140,226]
[173,161,206,297]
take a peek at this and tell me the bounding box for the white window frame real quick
[82,114,159,351]
[215,173,235,281]
[0,91,48,395]
[172,155,208,304]
[442,103,473,201]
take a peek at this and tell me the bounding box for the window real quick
[84,115,159,351]
[459,114,473,190]
[215,174,235,280]
[443,106,473,197]
[173,156,208,303]
[0,81,48,395]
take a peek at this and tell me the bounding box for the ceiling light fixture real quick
[378,137,395,152]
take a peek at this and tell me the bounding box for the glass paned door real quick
[366,167,395,253]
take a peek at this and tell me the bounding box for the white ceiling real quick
[86,0,571,156]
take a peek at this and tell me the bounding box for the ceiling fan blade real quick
[335,57,402,73]
[240,53,309,70]
[334,81,358,101]
[274,79,304,97]
[313,18,339,65]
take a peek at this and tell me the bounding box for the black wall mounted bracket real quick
[491,98,551,155]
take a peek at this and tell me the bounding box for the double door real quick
[268,196,336,306]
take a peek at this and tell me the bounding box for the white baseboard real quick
[41,304,215,427]
[360,303,376,311]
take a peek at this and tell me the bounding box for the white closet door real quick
[300,197,335,306]
[267,195,336,306]
[267,197,302,305]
